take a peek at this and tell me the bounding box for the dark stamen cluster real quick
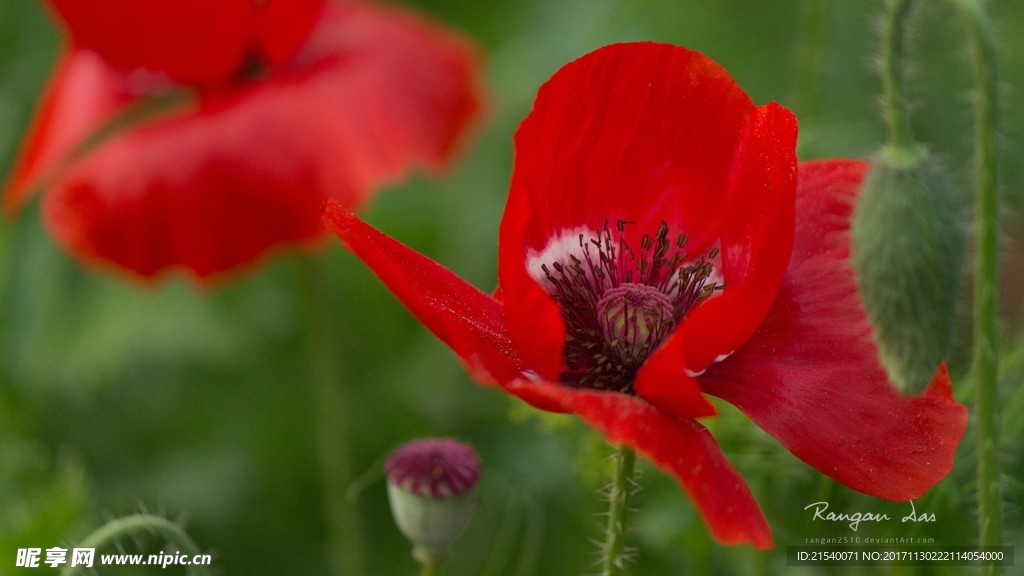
[539,220,721,393]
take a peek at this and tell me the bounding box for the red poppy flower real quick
[4,0,481,281]
[322,42,967,547]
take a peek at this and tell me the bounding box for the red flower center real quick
[537,221,720,393]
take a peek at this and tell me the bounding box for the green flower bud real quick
[852,145,965,393]
[385,438,480,567]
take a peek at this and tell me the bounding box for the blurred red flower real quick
[4,0,482,281]
[323,42,967,547]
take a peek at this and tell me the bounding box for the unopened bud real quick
[852,145,965,393]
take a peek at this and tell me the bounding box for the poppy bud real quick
[385,438,480,567]
[851,145,965,393]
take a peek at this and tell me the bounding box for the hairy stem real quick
[60,514,209,576]
[601,444,637,576]
[952,0,1003,572]
[881,0,918,152]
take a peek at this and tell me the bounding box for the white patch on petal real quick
[706,262,724,287]
[684,351,733,379]
[522,369,541,382]
[525,226,597,293]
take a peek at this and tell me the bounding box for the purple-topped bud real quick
[597,282,675,364]
[385,438,481,567]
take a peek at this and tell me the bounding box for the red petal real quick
[45,0,325,86]
[635,103,797,416]
[506,381,773,548]
[253,0,325,66]
[47,0,253,86]
[497,187,566,381]
[323,202,523,385]
[500,42,754,380]
[39,2,482,280]
[3,49,136,215]
[633,362,717,418]
[700,160,968,500]
[687,103,797,367]
[292,2,483,183]
[507,42,753,248]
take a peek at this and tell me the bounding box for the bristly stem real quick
[881,0,918,152]
[302,256,364,576]
[601,444,637,576]
[60,514,209,576]
[953,0,1003,572]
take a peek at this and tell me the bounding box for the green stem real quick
[881,0,918,152]
[601,444,637,576]
[952,0,1003,571]
[301,256,364,576]
[60,514,209,576]
[0,219,10,334]
[418,561,441,576]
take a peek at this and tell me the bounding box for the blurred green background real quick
[2,0,1023,574]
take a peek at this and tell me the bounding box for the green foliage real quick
[0,441,90,556]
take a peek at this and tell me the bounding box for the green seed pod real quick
[851,145,965,394]
[385,438,480,567]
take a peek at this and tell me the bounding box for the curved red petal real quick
[293,2,483,180]
[500,42,754,380]
[3,48,136,215]
[507,381,772,548]
[39,2,482,280]
[46,0,253,86]
[497,187,566,381]
[635,103,797,415]
[323,202,523,385]
[685,102,797,369]
[503,379,576,414]
[506,42,753,247]
[700,160,967,500]
[633,358,717,418]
